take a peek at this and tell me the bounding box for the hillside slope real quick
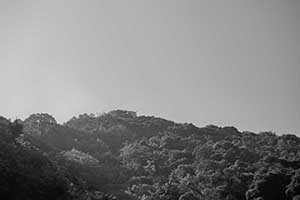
[0,110,299,200]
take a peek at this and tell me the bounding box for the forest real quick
[0,110,299,200]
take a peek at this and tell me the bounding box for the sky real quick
[0,0,299,135]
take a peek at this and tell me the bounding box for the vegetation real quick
[0,110,299,199]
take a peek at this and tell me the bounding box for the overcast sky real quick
[1,0,299,135]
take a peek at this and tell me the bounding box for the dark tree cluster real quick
[0,110,299,200]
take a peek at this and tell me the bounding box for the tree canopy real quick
[0,110,299,200]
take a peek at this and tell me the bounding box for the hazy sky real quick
[1,0,299,135]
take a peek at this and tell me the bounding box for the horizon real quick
[1,1,299,135]
[2,109,297,136]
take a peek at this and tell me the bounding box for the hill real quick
[0,110,299,200]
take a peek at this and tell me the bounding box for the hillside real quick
[0,110,299,200]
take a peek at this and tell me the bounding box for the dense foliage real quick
[0,110,299,199]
